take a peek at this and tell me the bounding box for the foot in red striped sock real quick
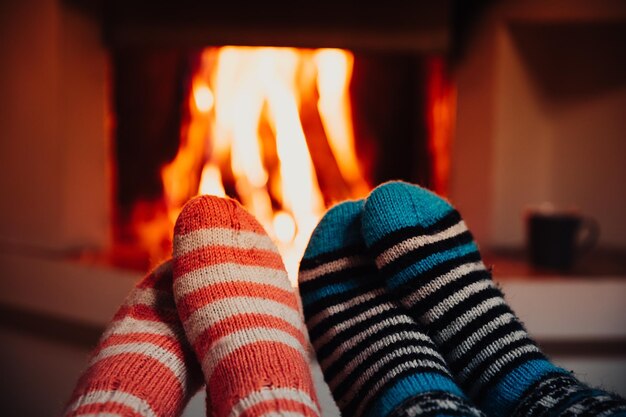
[172,196,321,417]
[64,260,203,417]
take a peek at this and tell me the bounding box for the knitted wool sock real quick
[64,260,203,417]
[362,181,626,417]
[299,200,484,417]
[172,195,321,417]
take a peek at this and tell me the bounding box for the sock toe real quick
[173,195,281,271]
[174,195,266,238]
[362,181,454,247]
[302,200,365,261]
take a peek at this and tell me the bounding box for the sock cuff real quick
[480,361,566,417]
[388,391,485,417]
[512,372,626,417]
[225,387,321,417]
[363,373,466,417]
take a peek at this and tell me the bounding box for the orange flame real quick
[314,49,369,196]
[153,46,369,283]
[426,58,455,197]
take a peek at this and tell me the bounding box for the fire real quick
[314,49,369,197]
[193,83,214,113]
[151,46,369,284]
[426,57,455,197]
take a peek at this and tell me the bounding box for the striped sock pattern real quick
[172,195,321,417]
[388,392,488,417]
[299,200,484,417]
[361,181,566,417]
[512,373,626,417]
[64,260,203,417]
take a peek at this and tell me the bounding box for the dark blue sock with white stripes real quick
[362,181,626,417]
[299,200,484,417]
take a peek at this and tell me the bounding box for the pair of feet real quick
[66,196,321,417]
[65,181,624,417]
[299,181,625,417]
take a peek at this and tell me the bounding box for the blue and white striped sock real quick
[299,200,484,417]
[362,181,626,417]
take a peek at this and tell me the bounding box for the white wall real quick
[452,0,626,249]
[490,24,554,247]
[547,90,626,246]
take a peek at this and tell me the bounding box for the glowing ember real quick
[152,46,370,284]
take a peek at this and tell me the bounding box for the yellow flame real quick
[193,83,214,113]
[199,164,226,197]
[315,49,369,197]
[157,46,368,284]
[273,211,296,244]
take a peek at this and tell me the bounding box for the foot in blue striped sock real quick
[362,181,626,417]
[299,200,484,417]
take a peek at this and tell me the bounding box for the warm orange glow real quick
[160,74,211,211]
[427,58,456,197]
[199,164,226,197]
[193,83,214,113]
[145,46,370,283]
[314,49,369,196]
[273,211,296,244]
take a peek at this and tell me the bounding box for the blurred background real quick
[0,1,625,416]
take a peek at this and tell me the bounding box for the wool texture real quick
[64,260,203,417]
[172,195,321,417]
[299,200,484,417]
[362,181,626,417]
[512,372,626,417]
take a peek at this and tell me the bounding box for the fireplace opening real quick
[111,46,455,280]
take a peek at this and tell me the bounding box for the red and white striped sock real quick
[64,260,203,417]
[172,195,321,417]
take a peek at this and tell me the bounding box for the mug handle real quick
[576,217,600,257]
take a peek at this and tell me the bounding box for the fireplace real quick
[102,2,456,277]
[0,1,457,276]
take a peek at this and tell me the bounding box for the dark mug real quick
[526,210,600,270]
